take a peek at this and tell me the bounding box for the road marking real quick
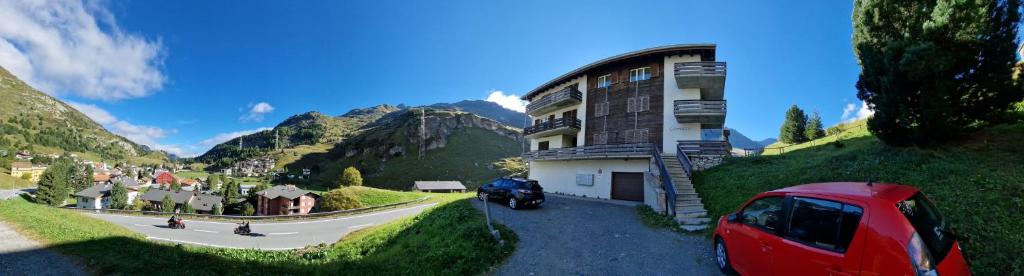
[267,232,298,235]
[348,223,374,230]
[133,224,150,227]
[193,229,217,234]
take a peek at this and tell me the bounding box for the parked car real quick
[477,178,545,209]
[713,182,970,275]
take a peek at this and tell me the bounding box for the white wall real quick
[662,54,704,154]
[529,135,565,150]
[528,159,651,200]
[77,196,102,209]
[527,75,587,151]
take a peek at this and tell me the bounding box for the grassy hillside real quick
[343,186,427,206]
[0,66,169,168]
[693,119,1024,274]
[0,195,515,275]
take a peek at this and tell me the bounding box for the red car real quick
[713,182,970,275]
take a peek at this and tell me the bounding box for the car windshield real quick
[897,192,954,262]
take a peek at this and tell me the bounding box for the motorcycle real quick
[234,221,251,235]
[167,217,186,229]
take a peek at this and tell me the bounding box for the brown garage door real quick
[611,172,644,202]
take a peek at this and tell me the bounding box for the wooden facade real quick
[583,56,666,150]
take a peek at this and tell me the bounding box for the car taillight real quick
[908,232,937,276]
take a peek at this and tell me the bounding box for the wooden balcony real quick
[674,62,726,99]
[521,143,653,161]
[526,86,583,116]
[524,117,581,138]
[677,140,730,156]
[674,100,726,124]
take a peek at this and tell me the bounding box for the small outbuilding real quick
[413,181,467,193]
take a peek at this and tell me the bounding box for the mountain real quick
[429,100,528,128]
[0,66,169,167]
[728,128,775,149]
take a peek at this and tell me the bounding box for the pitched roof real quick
[414,181,466,191]
[110,176,140,187]
[93,174,111,182]
[75,183,112,198]
[189,194,223,211]
[255,185,317,200]
[140,189,194,204]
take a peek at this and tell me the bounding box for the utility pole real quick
[239,137,243,150]
[419,108,426,160]
[275,129,280,152]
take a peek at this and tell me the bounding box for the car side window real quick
[740,196,784,232]
[786,197,863,252]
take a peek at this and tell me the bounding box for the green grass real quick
[0,194,515,275]
[762,120,869,155]
[0,172,35,189]
[693,120,1024,275]
[635,205,684,233]
[174,170,210,180]
[343,186,429,206]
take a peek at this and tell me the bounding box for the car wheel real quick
[477,192,486,201]
[715,237,736,275]
[508,197,518,209]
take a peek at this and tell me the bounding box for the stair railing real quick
[676,144,694,178]
[652,149,677,217]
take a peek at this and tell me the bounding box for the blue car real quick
[477,178,545,209]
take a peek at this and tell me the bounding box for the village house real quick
[139,189,223,214]
[10,161,47,182]
[228,157,276,177]
[413,181,467,193]
[155,171,175,185]
[75,183,139,209]
[254,185,319,215]
[179,178,203,191]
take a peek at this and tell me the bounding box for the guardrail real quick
[62,196,431,221]
[523,117,582,136]
[520,143,653,161]
[676,145,694,178]
[677,140,730,156]
[652,149,677,217]
[673,100,727,115]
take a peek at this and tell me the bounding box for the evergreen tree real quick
[71,164,93,193]
[109,182,128,209]
[170,181,182,192]
[339,166,363,187]
[35,157,71,206]
[241,202,255,216]
[182,202,195,214]
[854,0,1023,146]
[805,111,825,140]
[161,195,176,212]
[222,180,240,204]
[778,105,809,144]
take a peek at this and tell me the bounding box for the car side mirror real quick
[727,213,740,223]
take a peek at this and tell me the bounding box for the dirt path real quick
[0,219,86,276]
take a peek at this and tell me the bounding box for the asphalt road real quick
[0,187,36,200]
[88,203,437,250]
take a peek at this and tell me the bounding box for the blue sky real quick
[0,0,866,156]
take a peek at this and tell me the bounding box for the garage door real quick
[611,172,644,202]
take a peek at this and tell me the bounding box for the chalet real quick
[413,181,467,193]
[93,174,112,185]
[75,183,139,209]
[10,161,47,182]
[155,172,175,185]
[254,185,319,215]
[139,189,223,214]
[520,44,729,230]
[179,178,202,191]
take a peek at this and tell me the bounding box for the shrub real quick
[182,202,195,214]
[211,203,222,215]
[241,202,255,216]
[492,157,527,177]
[161,195,175,212]
[109,182,128,210]
[339,166,363,187]
[321,188,364,211]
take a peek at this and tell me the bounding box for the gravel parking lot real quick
[472,194,721,275]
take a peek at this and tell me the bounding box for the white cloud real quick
[66,101,187,156]
[199,127,273,147]
[841,101,875,123]
[67,101,116,124]
[485,90,527,112]
[240,102,275,122]
[0,0,166,101]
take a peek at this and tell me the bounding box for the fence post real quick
[482,194,504,246]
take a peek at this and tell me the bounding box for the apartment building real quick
[520,44,728,230]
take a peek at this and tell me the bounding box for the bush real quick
[241,202,255,216]
[211,203,222,215]
[161,195,175,212]
[321,188,364,211]
[182,202,195,214]
[339,166,363,187]
[492,157,527,177]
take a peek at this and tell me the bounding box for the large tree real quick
[35,159,70,206]
[805,111,825,140]
[778,105,809,144]
[71,164,93,192]
[854,0,1023,146]
[109,182,128,209]
[161,195,176,212]
[339,166,363,187]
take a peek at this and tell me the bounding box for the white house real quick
[75,183,139,209]
[520,44,729,230]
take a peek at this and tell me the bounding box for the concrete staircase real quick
[662,157,711,231]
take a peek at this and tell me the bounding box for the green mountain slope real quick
[694,119,1024,274]
[0,66,169,169]
[283,109,522,190]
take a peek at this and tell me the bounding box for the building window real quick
[597,74,612,88]
[594,102,609,117]
[629,67,651,82]
[627,96,650,113]
[538,141,550,150]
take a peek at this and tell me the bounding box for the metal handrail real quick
[525,86,583,115]
[673,100,727,114]
[676,145,694,178]
[652,149,676,217]
[677,140,730,155]
[523,117,581,136]
[674,62,727,76]
[520,143,652,161]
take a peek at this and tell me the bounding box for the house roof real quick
[110,176,140,187]
[414,181,467,191]
[189,194,223,211]
[94,174,111,182]
[255,185,317,200]
[180,178,199,186]
[11,161,32,169]
[140,189,194,204]
[75,183,112,198]
[521,44,717,100]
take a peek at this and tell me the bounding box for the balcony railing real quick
[521,143,653,161]
[525,86,583,116]
[677,140,730,156]
[523,117,581,137]
[674,62,726,99]
[674,100,727,124]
